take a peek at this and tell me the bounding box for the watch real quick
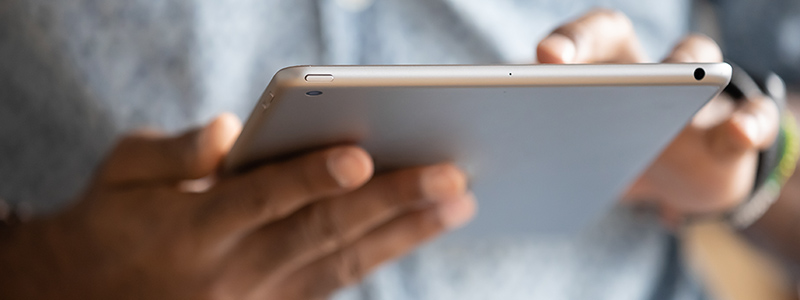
[724,62,800,229]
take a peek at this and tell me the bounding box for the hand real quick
[536,9,780,228]
[0,114,475,300]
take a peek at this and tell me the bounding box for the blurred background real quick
[688,1,800,299]
[698,0,800,87]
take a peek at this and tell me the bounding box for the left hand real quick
[536,9,780,228]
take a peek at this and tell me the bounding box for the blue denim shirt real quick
[0,0,707,299]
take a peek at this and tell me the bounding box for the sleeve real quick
[0,1,117,214]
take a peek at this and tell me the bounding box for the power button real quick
[305,74,334,82]
[261,92,274,109]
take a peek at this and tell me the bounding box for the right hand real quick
[536,9,779,228]
[0,113,476,300]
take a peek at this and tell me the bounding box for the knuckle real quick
[375,182,413,213]
[203,173,277,226]
[297,249,366,300]
[298,161,324,195]
[243,172,280,219]
[390,169,430,203]
[290,152,331,196]
[331,247,364,287]
[298,201,342,252]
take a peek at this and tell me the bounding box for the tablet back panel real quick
[225,64,731,236]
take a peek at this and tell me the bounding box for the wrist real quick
[724,62,799,229]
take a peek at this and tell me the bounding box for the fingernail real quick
[543,33,576,63]
[422,166,466,200]
[437,193,477,229]
[328,148,369,187]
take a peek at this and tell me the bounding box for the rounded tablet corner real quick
[698,62,732,86]
[273,65,314,88]
[716,62,733,86]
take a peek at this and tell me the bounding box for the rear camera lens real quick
[693,68,705,81]
[306,91,323,96]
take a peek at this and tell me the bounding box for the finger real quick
[662,34,723,63]
[98,113,242,184]
[621,175,658,204]
[270,197,476,300]
[229,164,468,279]
[736,96,781,150]
[658,202,684,231]
[707,96,780,155]
[196,146,374,239]
[536,9,647,64]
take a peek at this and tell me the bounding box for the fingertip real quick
[209,113,244,141]
[327,146,374,188]
[215,112,243,139]
[436,192,477,229]
[192,113,244,176]
[421,164,469,200]
[537,33,576,64]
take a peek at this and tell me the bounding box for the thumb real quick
[99,113,243,184]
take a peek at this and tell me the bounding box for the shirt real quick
[0,0,704,299]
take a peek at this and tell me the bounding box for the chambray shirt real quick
[0,0,709,299]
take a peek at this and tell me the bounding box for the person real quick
[0,1,797,299]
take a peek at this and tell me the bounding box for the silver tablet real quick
[224,64,731,237]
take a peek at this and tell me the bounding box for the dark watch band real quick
[723,62,787,193]
[723,61,794,229]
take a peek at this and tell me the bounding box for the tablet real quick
[224,64,731,236]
